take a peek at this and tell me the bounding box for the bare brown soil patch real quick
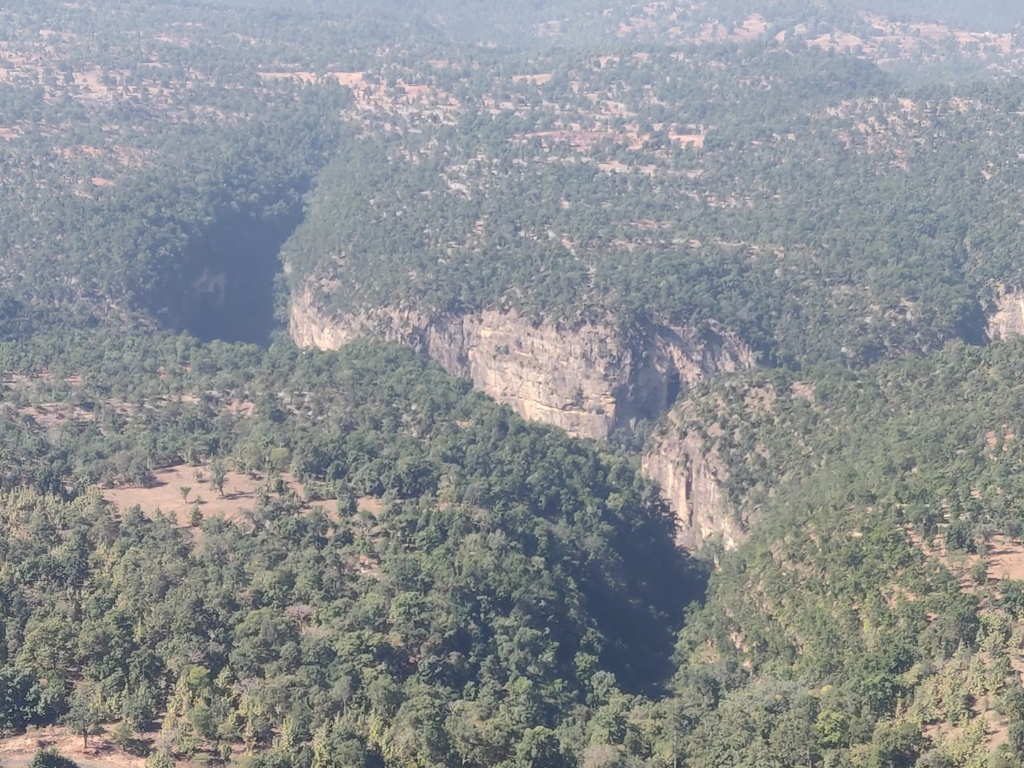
[617,18,656,37]
[695,22,728,43]
[671,131,704,148]
[809,32,864,51]
[791,382,815,401]
[598,160,656,176]
[398,81,431,99]
[955,30,1013,55]
[258,71,319,83]
[524,129,614,148]
[511,73,552,85]
[986,536,1024,582]
[985,706,1011,752]
[103,464,338,526]
[223,399,255,417]
[17,403,98,430]
[358,496,384,518]
[0,725,145,768]
[732,14,767,42]
[911,524,1024,591]
[911,23,950,42]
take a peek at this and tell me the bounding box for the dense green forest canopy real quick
[5,1,1024,767]
[283,42,1024,367]
[660,337,1024,766]
[5,331,1024,766]
[2,0,1024,362]
[0,337,706,767]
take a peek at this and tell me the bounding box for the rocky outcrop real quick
[987,289,1024,340]
[290,291,754,440]
[642,415,743,551]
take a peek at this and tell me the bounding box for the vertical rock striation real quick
[987,289,1024,340]
[290,291,754,441]
[641,414,743,551]
[291,291,754,546]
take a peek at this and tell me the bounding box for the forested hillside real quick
[283,44,1024,367]
[658,337,1024,766]
[4,0,1024,363]
[7,332,1024,767]
[0,338,705,767]
[5,0,1024,767]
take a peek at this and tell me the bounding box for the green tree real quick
[210,459,227,498]
[515,727,572,768]
[63,682,105,750]
[28,749,79,768]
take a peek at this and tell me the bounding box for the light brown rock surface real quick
[987,289,1024,340]
[290,291,754,440]
[641,414,743,550]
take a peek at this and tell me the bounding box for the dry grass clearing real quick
[331,71,365,86]
[733,14,767,41]
[103,464,337,526]
[910,524,1024,593]
[985,535,1024,582]
[257,71,319,83]
[0,726,145,768]
[671,131,704,148]
[511,73,552,85]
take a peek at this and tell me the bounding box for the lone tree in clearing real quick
[63,682,104,750]
[210,458,227,497]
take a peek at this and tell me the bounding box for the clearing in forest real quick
[0,726,145,768]
[102,464,337,526]
[985,535,1024,582]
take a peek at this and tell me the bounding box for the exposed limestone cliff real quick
[290,291,754,440]
[642,414,743,551]
[988,289,1024,340]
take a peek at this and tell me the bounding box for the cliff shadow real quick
[176,202,306,346]
[958,296,991,348]
[139,180,311,347]
[585,493,711,697]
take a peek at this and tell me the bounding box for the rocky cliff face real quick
[988,290,1024,340]
[290,291,754,441]
[641,415,743,551]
